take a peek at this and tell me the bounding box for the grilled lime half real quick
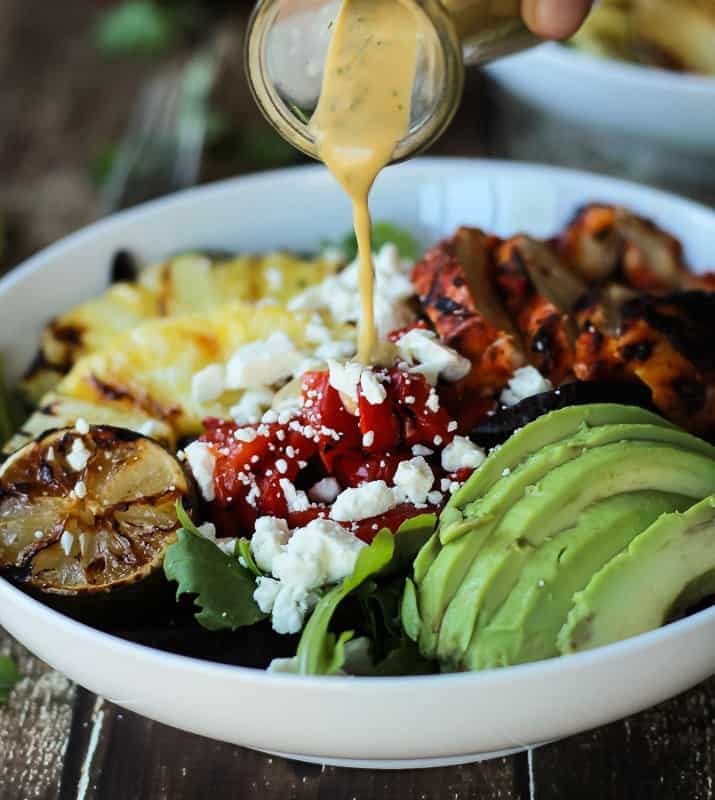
[0,425,191,594]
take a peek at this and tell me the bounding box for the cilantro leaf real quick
[163,528,267,632]
[338,222,420,263]
[94,1,179,57]
[0,655,21,705]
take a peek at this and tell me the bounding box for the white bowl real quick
[1,159,715,769]
[487,43,715,154]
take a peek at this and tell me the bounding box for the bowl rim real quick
[531,42,715,95]
[3,156,715,689]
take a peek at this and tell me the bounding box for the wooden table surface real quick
[2,2,715,797]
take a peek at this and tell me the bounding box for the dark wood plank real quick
[0,633,76,800]
[57,695,523,800]
[531,676,715,800]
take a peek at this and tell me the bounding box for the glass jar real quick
[245,0,536,161]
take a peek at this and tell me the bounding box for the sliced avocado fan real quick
[559,496,715,654]
[413,410,715,661]
[463,491,692,670]
[437,440,715,666]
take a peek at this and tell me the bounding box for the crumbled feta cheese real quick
[191,363,225,404]
[229,388,275,424]
[185,441,216,502]
[216,538,238,556]
[225,332,304,390]
[314,340,356,362]
[330,481,397,522]
[433,435,443,446]
[60,531,74,556]
[441,436,486,473]
[73,480,87,500]
[289,243,416,338]
[252,517,366,634]
[393,457,434,505]
[308,477,341,504]
[447,420,458,432]
[138,420,162,438]
[427,490,444,505]
[34,530,44,540]
[264,265,283,291]
[196,522,217,541]
[234,427,257,443]
[425,389,440,413]
[500,366,553,407]
[362,431,375,448]
[328,360,363,404]
[75,418,90,435]
[279,478,310,512]
[251,516,290,572]
[67,438,91,472]
[359,369,387,405]
[412,444,434,457]
[276,458,288,474]
[440,478,452,493]
[254,576,282,614]
[395,329,471,384]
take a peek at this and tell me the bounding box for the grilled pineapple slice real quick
[53,303,349,438]
[5,395,173,455]
[21,252,339,402]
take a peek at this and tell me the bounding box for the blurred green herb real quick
[337,222,420,262]
[94,1,180,57]
[0,656,21,705]
[0,356,23,446]
[237,125,303,170]
[89,143,120,187]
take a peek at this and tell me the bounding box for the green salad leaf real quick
[164,504,266,632]
[0,656,21,705]
[295,514,437,676]
[94,1,179,57]
[296,529,395,675]
[336,222,421,263]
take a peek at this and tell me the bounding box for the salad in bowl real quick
[2,193,715,680]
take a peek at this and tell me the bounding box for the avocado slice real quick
[463,491,691,670]
[440,404,675,543]
[416,420,714,659]
[437,441,715,666]
[559,495,715,653]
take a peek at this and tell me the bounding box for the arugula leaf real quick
[339,222,421,263]
[296,529,395,675]
[164,513,267,631]
[237,538,263,577]
[94,1,179,57]
[0,655,21,705]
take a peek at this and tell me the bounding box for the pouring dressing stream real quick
[309,0,422,363]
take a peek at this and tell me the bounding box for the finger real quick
[521,0,593,40]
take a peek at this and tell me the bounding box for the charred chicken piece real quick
[558,205,686,292]
[494,236,583,385]
[574,289,715,437]
[412,227,524,399]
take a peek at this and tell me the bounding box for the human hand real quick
[521,0,594,39]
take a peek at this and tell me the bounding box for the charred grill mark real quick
[157,261,173,316]
[90,374,133,403]
[435,296,468,316]
[573,286,601,315]
[621,341,654,362]
[110,249,139,283]
[22,349,68,379]
[672,378,706,414]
